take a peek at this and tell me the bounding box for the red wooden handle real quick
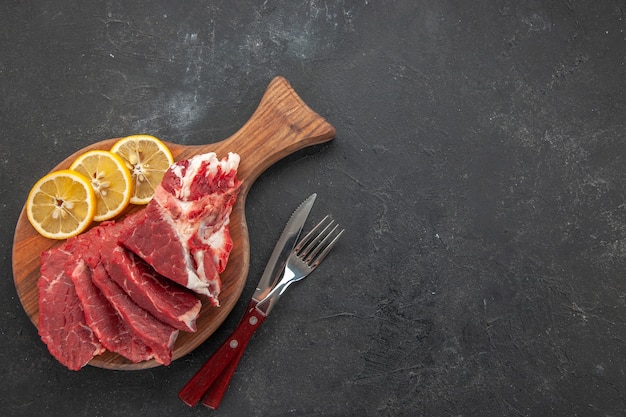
[178,301,265,407]
[200,342,247,409]
[200,299,257,409]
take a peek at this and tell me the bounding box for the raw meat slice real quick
[91,263,179,366]
[66,258,154,363]
[79,214,141,268]
[73,215,200,333]
[37,245,105,371]
[103,246,201,332]
[119,152,241,305]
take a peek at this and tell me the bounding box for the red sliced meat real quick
[76,215,201,331]
[103,245,201,332]
[119,152,241,306]
[91,263,179,366]
[37,245,105,371]
[66,258,154,363]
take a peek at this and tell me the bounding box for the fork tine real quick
[304,223,339,263]
[308,227,343,267]
[294,215,330,255]
[294,215,343,268]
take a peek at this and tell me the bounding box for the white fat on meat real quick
[147,151,240,301]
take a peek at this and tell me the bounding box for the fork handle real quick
[200,301,255,410]
[178,300,266,407]
[200,341,246,409]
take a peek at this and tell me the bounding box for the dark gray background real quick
[1,1,625,416]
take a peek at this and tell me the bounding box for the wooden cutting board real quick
[12,76,335,370]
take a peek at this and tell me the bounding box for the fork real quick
[254,215,344,315]
[180,216,344,409]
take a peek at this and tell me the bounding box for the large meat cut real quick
[119,152,241,306]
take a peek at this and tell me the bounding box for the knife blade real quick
[252,192,316,305]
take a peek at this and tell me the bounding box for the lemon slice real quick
[110,135,174,204]
[26,169,96,239]
[69,150,133,221]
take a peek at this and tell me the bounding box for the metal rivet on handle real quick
[229,339,239,349]
[249,316,258,325]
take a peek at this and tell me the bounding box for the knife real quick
[179,193,317,408]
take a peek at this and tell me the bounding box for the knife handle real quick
[178,300,266,407]
[200,299,255,410]
[200,342,246,409]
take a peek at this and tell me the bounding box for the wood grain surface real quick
[11,76,335,370]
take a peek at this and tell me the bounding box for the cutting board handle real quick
[179,76,336,191]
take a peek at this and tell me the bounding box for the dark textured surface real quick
[1,1,625,416]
